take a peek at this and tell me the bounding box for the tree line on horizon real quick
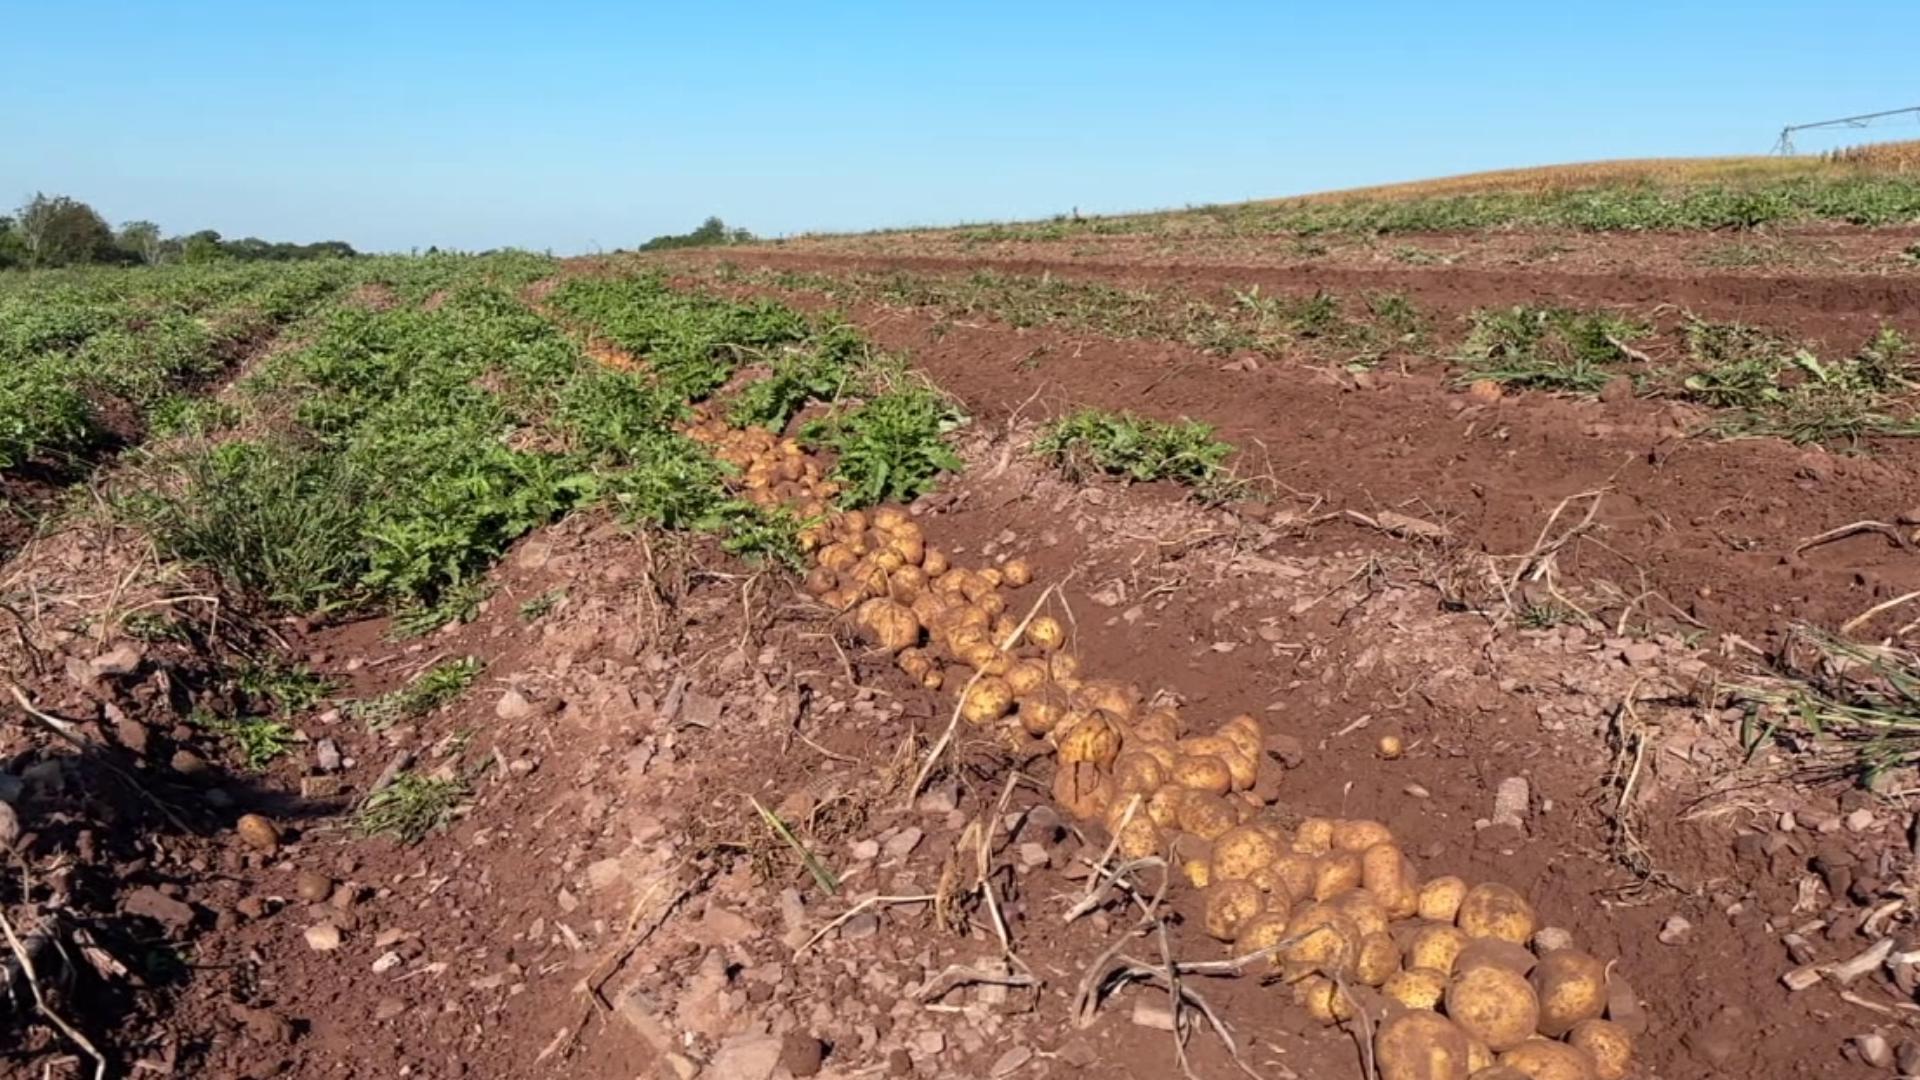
[0,192,358,270]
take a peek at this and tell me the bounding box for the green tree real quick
[0,215,24,269]
[117,219,164,265]
[15,193,115,267]
[638,216,754,252]
[181,229,225,264]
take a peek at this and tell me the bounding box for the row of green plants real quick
[1456,305,1919,443]
[946,174,1920,242]
[0,261,381,473]
[709,264,1425,369]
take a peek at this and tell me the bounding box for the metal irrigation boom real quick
[1775,106,1920,155]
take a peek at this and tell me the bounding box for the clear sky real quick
[5,2,1916,253]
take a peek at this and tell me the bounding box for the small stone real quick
[495,689,535,721]
[235,814,280,853]
[89,644,144,678]
[1621,640,1661,666]
[1657,915,1691,946]
[1846,808,1878,833]
[708,1033,783,1080]
[1598,375,1634,404]
[1897,1041,1920,1074]
[989,1046,1033,1076]
[1533,927,1575,953]
[883,827,924,860]
[304,923,343,951]
[779,1033,825,1077]
[663,1052,701,1080]
[1403,783,1431,799]
[374,998,406,1021]
[1466,379,1503,404]
[170,750,210,781]
[915,785,958,816]
[1490,776,1529,830]
[840,913,879,941]
[295,871,334,903]
[885,1048,913,1076]
[315,739,343,773]
[1853,1032,1892,1068]
[124,886,196,928]
[914,1030,945,1055]
[371,951,403,974]
[1131,998,1176,1030]
[300,775,344,799]
[0,802,18,852]
[1017,842,1050,869]
[848,838,881,862]
[231,1004,293,1044]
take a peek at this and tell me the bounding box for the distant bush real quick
[639,216,755,252]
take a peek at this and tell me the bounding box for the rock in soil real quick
[779,1033,826,1077]
[304,923,343,952]
[708,1033,783,1080]
[1657,914,1692,946]
[124,887,196,929]
[295,871,334,903]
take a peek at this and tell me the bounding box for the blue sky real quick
[5,2,1916,253]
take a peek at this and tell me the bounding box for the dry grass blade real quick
[796,894,938,956]
[749,795,840,895]
[7,683,194,834]
[0,909,106,1080]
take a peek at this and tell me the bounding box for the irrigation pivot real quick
[1775,105,1920,154]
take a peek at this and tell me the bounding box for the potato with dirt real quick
[1375,1010,1475,1080]
[1445,964,1540,1052]
[1497,1039,1597,1080]
[1530,949,1608,1037]
[1456,882,1536,944]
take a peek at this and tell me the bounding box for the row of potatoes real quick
[683,412,1634,1080]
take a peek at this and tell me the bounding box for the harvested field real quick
[6,186,1920,1080]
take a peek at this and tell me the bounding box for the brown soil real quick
[6,241,1920,1080]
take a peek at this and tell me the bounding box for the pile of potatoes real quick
[685,408,1634,1080]
[685,409,840,517]
[1192,815,1635,1080]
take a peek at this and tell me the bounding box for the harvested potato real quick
[1446,964,1539,1052]
[1383,966,1449,1011]
[897,649,941,689]
[1313,850,1365,900]
[873,549,906,572]
[1497,1039,1596,1080]
[886,566,928,603]
[1204,880,1265,942]
[1292,817,1335,855]
[1375,1010,1473,1080]
[1016,690,1070,737]
[1176,792,1239,841]
[1145,785,1188,830]
[1565,1019,1632,1080]
[1406,924,1470,974]
[1110,750,1169,795]
[1182,735,1256,790]
[1074,680,1138,719]
[1133,707,1181,743]
[1235,909,1293,956]
[1456,883,1536,945]
[960,641,1013,676]
[1529,950,1608,1038]
[933,567,972,597]
[855,598,921,653]
[1282,904,1360,981]
[1000,557,1034,587]
[1455,939,1538,977]
[1268,853,1317,905]
[1182,855,1212,889]
[871,506,908,532]
[819,543,859,573]
[889,533,926,566]
[1058,713,1124,768]
[1355,931,1401,986]
[1464,1069,1526,1080]
[1294,974,1355,1025]
[1114,815,1161,860]
[1005,660,1050,697]
[1332,818,1394,853]
[1027,615,1066,651]
[976,591,1008,618]
[1377,733,1405,759]
[802,567,837,596]
[818,588,858,612]
[960,677,1015,725]
[922,548,951,578]
[1467,1042,1495,1073]
[1219,713,1263,760]
[1361,843,1413,899]
[1418,876,1469,923]
[1135,741,1179,774]
[1046,651,1080,681]
[1172,754,1234,795]
[1052,761,1112,821]
[1211,825,1281,882]
[1329,889,1390,938]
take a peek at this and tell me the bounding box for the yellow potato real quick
[854,598,922,653]
[1219,713,1263,762]
[1000,557,1034,587]
[1529,950,1608,1038]
[1382,966,1449,1011]
[1171,754,1233,796]
[1329,889,1390,938]
[1446,964,1539,1052]
[1405,924,1470,974]
[1016,689,1070,737]
[922,548,950,578]
[1294,974,1356,1026]
[1133,707,1181,743]
[886,565,928,603]
[1144,784,1187,830]
[1204,880,1265,942]
[1114,815,1161,860]
[819,543,859,573]
[1182,855,1212,889]
[1467,1042,1495,1073]
[960,641,1013,676]
[1292,817,1335,855]
[1267,853,1318,906]
[1058,713,1124,768]
[1374,1010,1473,1080]
[1456,883,1536,945]
[1046,651,1081,682]
[1565,1019,1632,1080]
[1355,931,1401,986]
[960,677,1014,725]
[1110,750,1168,795]
[1418,876,1469,923]
[1332,818,1394,853]
[1176,792,1239,841]
[1282,904,1360,982]
[1210,825,1281,882]
[1235,909,1293,958]
[1074,680,1138,719]
[1313,849,1365,900]
[1497,1039,1596,1080]
[1051,761,1112,821]
[1027,615,1066,651]
[1361,843,1412,898]
[1135,741,1179,774]
[802,566,837,596]
[1005,660,1050,697]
